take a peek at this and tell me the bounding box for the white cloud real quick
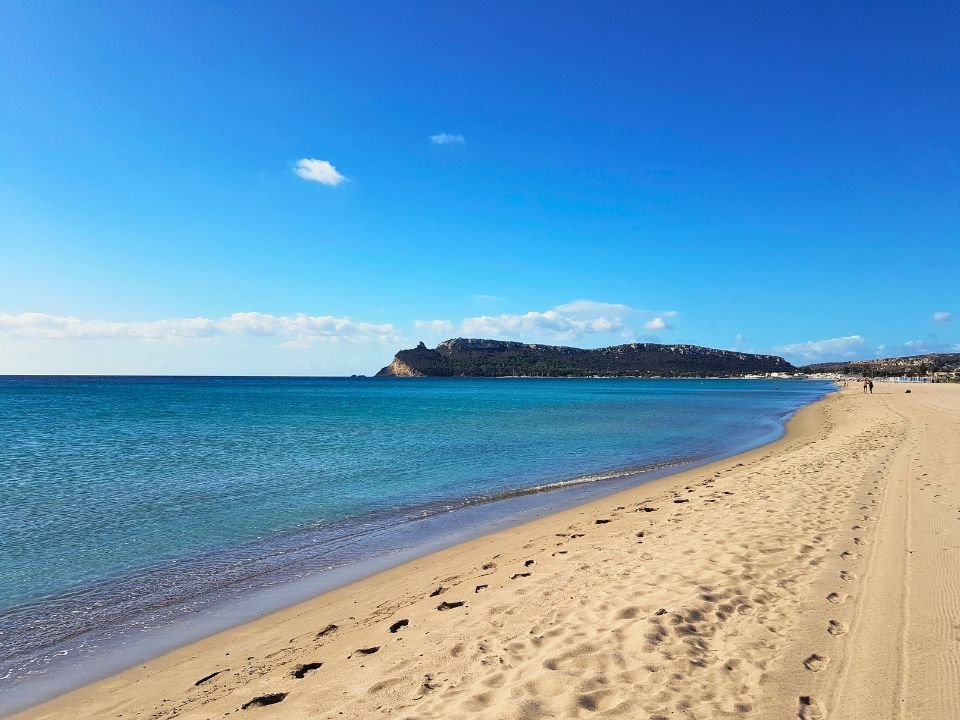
[933,311,952,322]
[414,319,455,334]
[0,312,399,345]
[776,335,866,363]
[470,294,501,303]
[457,300,677,344]
[0,313,220,340]
[644,317,674,331]
[461,311,617,341]
[430,133,465,145]
[294,158,347,186]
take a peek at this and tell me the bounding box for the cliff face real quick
[378,357,425,377]
[376,338,796,378]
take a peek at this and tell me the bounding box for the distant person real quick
[863,380,869,393]
[868,379,874,394]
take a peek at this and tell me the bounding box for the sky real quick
[0,1,957,375]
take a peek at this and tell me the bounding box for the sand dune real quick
[13,383,960,720]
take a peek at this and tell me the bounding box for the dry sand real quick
[12,382,960,720]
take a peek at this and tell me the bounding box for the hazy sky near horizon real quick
[1,1,957,375]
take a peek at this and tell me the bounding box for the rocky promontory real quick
[376,338,796,378]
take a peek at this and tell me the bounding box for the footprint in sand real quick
[828,620,848,636]
[827,592,847,605]
[853,537,867,546]
[292,662,322,678]
[241,693,288,710]
[840,570,856,582]
[804,654,830,672]
[389,619,409,633]
[799,695,827,720]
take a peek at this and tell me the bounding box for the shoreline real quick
[6,386,838,719]
[0,384,829,716]
[16,382,960,719]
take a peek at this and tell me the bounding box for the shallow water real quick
[0,376,833,711]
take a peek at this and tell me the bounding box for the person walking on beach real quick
[868,379,874,394]
[863,379,869,393]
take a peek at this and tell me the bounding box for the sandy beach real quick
[12,382,960,720]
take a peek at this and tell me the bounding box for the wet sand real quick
[12,382,960,719]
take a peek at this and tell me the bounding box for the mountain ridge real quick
[376,338,796,378]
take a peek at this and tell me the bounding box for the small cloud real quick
[933,311,952,322]
[294,158,347,186]
[414,319,455,334]
[776,335,866,363]
[430,133,465,145]
[644,317,674,331]
[470,294,501,303]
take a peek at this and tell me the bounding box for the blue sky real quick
[1,1,957,374]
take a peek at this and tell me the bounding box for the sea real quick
[0,376,835,712]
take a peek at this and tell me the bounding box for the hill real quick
[800,352,960,377]
[375,338,796,378]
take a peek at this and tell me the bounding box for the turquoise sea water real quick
[0,376,833,711]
